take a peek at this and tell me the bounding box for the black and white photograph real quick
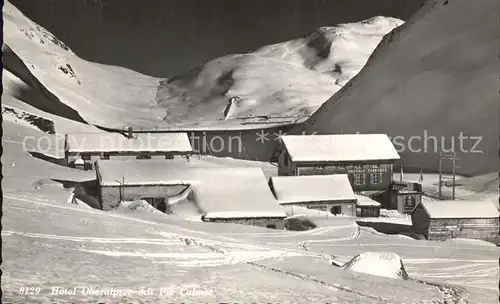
[0,0,499,303]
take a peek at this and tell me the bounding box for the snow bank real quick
[342,251,409,280]
[446,238,498,247]
[111,200,163,214]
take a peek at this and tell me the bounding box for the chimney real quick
[127,127,133,138]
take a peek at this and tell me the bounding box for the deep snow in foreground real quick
[2,122,499,303]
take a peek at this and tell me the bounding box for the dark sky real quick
[10,0,425,77]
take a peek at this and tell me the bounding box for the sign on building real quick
[403,195,416,213]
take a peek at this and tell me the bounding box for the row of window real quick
[353,172,382,185]
[78,153,175,161]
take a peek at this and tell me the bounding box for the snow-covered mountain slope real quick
[3,0,164,129]
[155,17,403,123]
[295,0,498,176]
[3,0,402,130]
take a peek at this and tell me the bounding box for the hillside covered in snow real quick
[155,17,403,123]
[3,0,402,129]
[296,0,498,176]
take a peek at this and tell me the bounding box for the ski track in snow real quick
[4,190,499,296]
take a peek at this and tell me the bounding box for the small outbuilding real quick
[268,174,357,216]
[65,131,192,170]
[356,200,381,218]
[411,200,500,244]
[374,182,424,214]
[277,134,400,192]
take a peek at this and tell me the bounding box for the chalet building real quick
[277,134,401,191]
[95,159,286,229]
[411,200,500,244]
[268,174,357,216]
[65,131,192,170]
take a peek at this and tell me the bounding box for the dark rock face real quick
[2,106,56,134]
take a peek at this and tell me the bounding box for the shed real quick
[95,159,286,229]
[268,174,357,216]
[411,200,500,244]
[356,199,381,218]
[65,132,192,169]
[277,134,400,191]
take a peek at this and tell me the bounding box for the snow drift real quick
[296,0,498,176]
[342,251,409,280]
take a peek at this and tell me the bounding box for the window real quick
[266,224,276,229]
[81,154,91,161]
[283,153,289,167]
[330,206,342,215]
[100,152,110,160]
[165,155,174,159]
[370,173,382,184]
[136,154,151,160]
[354,173,364,185]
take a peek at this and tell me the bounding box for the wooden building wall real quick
[291,162,393,191]
[99,184,188,211]
[67,151,187,170]
[411,204,500,244]
[356,206,381,217]
[428,218,500,244]
[284,200,357,216]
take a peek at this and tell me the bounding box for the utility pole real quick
[438,152,442,199]
[438,153,459,200]
[452,153,456,200]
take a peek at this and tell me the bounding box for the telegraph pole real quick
[438,152,459,200]
[438,152,442,199]
[452,153,456,200]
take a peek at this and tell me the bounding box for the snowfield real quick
[2,0,499,303]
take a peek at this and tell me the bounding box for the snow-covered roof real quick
[65,132,192,153]
[269,174,356,204]
[96,160,286,219]
[418,200,500,219]
[96,158,227,186]
[356,201,381,207]
[281,134,400,162]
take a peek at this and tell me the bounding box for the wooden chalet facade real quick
[65,131,192,170]
[411,200,500,244]
[277,134,400,191]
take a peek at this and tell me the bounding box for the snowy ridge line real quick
[1,231,181,245]
[246,261,394,302]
